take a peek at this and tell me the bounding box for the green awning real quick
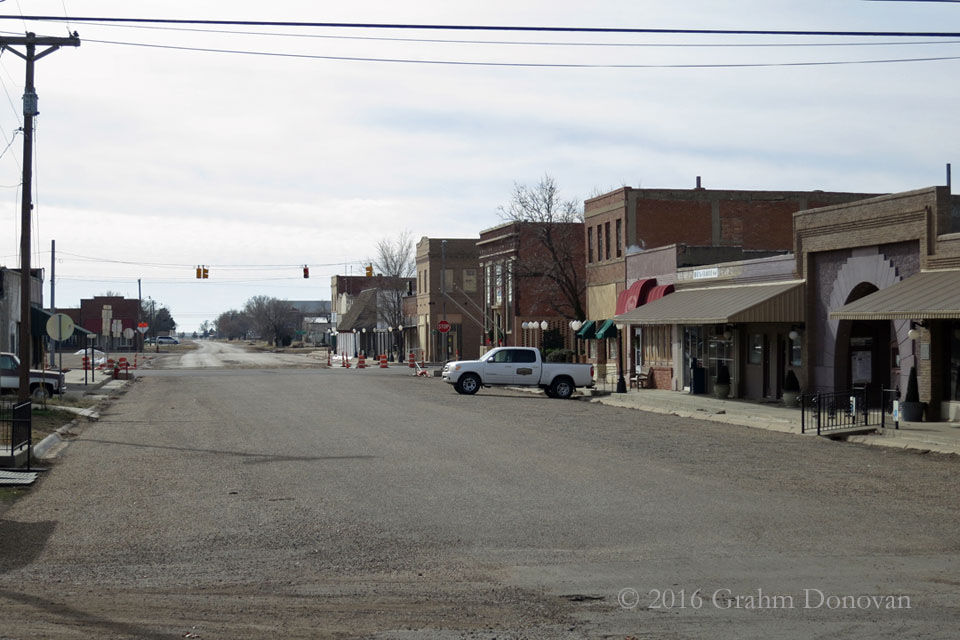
[576,320,595,338]
[594,319,615,340]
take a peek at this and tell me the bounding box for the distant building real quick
[415,237,483,362]
[477,221,585,354]
[331,275,415,357]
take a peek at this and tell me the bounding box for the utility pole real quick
[2,32,80,403]
[49,239,55,367]
[441,239,447,362]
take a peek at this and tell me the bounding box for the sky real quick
[0,1,958,333]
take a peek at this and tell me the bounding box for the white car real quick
[442,347,594,399]
[157,336,180,345]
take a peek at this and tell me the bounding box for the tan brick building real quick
[415,237,483,362]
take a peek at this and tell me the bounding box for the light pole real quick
[569,320,583,363]
[616,322,627,393]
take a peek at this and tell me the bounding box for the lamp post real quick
[569,320,583,363]
[616,322,627,393]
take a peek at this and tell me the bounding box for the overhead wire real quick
[28,19,960,49]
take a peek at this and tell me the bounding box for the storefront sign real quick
[693,268,719,280]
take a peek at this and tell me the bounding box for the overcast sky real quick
[0,1,957,332]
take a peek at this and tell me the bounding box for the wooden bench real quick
[630,367,651,390]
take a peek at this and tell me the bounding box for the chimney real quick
[695,176,702,190]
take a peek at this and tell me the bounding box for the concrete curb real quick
[32,378,134,460]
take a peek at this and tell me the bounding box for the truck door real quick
[483,349,516,384]
[512,349,540,385]
[1,353,18,390]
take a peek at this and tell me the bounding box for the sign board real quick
[123,328,135,340]
[437,320,451,334]
[46,313,75,341]
[137,322,149,334]
[693,268,719,280]
[113,319,123,339]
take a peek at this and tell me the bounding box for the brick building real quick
[415,237,483,362]
[477,221,585,355]
[584,184,876,322]
[797,186,960,421]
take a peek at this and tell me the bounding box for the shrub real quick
[783,369,800,392]
[545,348,575,363]
[716,363,731,385]
[905,365,920,403]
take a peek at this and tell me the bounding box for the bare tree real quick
[369,230,415,331]
[244,295,296,346]
[498,174,587,320]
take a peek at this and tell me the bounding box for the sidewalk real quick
[582,388,960,456]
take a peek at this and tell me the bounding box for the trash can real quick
[690,362,706,395]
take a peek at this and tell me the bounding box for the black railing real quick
[801,387,897,435]
[0,399,32,468]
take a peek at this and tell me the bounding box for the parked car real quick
[0,352,66,399]
[157,336,180,345]
[442,347,594,399]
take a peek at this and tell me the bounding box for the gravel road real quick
[0,344,957,638]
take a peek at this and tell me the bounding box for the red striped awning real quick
[645,284,675,303]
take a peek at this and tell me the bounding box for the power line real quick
[5,15,960,38]
[74,36,960,68]
[29,20,960,49]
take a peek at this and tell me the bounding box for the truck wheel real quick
[550,377,574,399]
[31,384,52,400]
[457,373,481,395]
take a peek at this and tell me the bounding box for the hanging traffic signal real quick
[365,264,373,277]
[196,266,202,279]
[202,266,209,279]
[303,265,310,279]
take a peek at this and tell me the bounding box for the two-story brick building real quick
[477,221,585,355]
[415,237,483,362]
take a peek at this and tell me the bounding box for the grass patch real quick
[29,408,81,441]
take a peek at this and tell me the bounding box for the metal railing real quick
[801,387,898,435]
[0,399,32,468]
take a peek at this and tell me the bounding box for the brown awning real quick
[830,270,960,320]
[613,281,804,325]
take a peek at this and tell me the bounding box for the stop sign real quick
[437,320,451,333]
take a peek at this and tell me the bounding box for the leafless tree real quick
[369,230,415,330]
[243,295,296,346]
[498,174,587,320]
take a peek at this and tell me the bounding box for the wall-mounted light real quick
[788,329,801,342]
[908,320,925,341]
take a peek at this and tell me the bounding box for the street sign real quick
[437,320,451,334]
[137,322,149,334]
[45,313,75,341]
[123,328,135,340]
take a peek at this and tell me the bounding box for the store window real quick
[948,320,960,401]
[749,334,763,365]
[588,227,594,263]
[604,222,611,261]
[597,225,603,262]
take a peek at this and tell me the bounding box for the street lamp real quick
[616,322,627,393]
[570,320,583,363]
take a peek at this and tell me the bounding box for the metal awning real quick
[613,281,805,325]
[830,270,960,320]
[594,319,615,339]
[576,320,595,337]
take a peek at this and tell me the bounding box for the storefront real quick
[831,269,960,421]
[614,280,805,399]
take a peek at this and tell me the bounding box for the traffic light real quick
[202,266,209,279]
[303,265,310,279]
[196,266,202,279]
[365,264,373,277]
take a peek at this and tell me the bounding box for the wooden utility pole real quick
[1,32,80,402]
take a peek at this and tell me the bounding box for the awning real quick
[615,278,658,315]
[576,320,595,338]
[594,319,616,339]
[613,281,805,325]
[830,270,960,320]
[646,284,675,303]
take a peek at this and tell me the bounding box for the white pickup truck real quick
[0,352,67,399]
[442,346,594,399]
